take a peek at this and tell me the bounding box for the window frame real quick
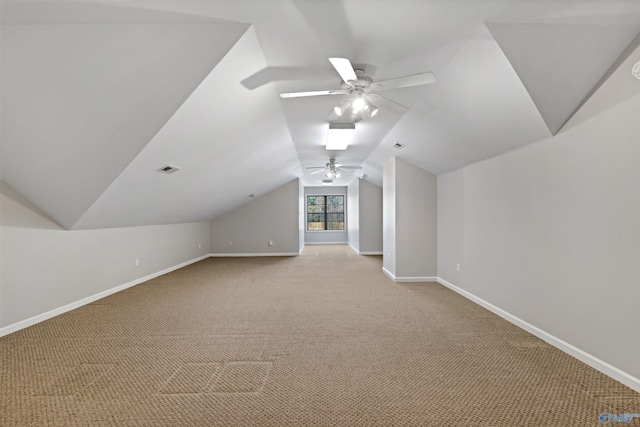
[305,194,346,232]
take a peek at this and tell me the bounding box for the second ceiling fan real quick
[280,58,436,118]
[307,158,362,179]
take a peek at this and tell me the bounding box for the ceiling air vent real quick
[158,164,180,174]
[393,142,405,150]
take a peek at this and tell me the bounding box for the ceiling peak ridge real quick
[487,22,640,135]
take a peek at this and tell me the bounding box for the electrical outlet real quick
[268,240,274,246]
[135,259,140,267]
[456,263,461,272]
[228,241,232,246]
[198,243,202,249]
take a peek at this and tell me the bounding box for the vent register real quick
[158,165,181,174]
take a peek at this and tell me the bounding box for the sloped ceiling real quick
[487,22,640,135]
[1,0,639,230]
[72,27,300,229]
[1,5,250,229]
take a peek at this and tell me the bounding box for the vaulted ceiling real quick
[1,0,639,230]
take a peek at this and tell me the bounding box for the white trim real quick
[394,276,437,283]
[382,267,436,283]
[303,242,348,245]
[348,243,382,256]
[0,254,210,338]
[436,277,640,394]
[210,252,300,257]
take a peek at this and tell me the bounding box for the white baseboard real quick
[382,267,395,281]
[393,276,438,283]
[382,267,436,283]
[0,254,211,338]
[304,242,348,245]
[436,277,640,394]
[347,242,382,256]
[210,252,300,257]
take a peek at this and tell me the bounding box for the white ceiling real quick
[1,0,639,229]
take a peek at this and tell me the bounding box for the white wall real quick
[382,158,397,276]
[304,186,348,244]
[358,180,383,254]
[347,179,360,252]
[437,51,640,387]
[348,179,383,254]
[298,179,305,252]
[395,158,437,279]
[437,170,464,285]
[383,157,438,280]
[0,181,210,334]
[210,179,301,255]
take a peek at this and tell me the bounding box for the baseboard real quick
[436,277,640,394]
[210,252,300,257]
[0,254,211,338]
[347,242,382,256]
[382,267,436,283]
[382,267,395,281]
[304,242,348,245]
[394,276,438,283]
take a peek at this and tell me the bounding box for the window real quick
[307,195,344,231]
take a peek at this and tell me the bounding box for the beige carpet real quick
[1,245,638,426]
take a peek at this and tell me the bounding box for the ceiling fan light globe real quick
[352,97,366,111]
[334,98,352,116]
[363,101,379,118]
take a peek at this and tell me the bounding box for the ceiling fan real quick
[280,58,436,118]
[307,158,362,179]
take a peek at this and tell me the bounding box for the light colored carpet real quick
[1,245,638,426]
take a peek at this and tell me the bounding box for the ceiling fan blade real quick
[369,94,409,115]
[280,90,346,98]
[241,66,335,90]
[329,58,358,84]
[373,72,436,91]
[340,166,362,169]
[310,169,326,175]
